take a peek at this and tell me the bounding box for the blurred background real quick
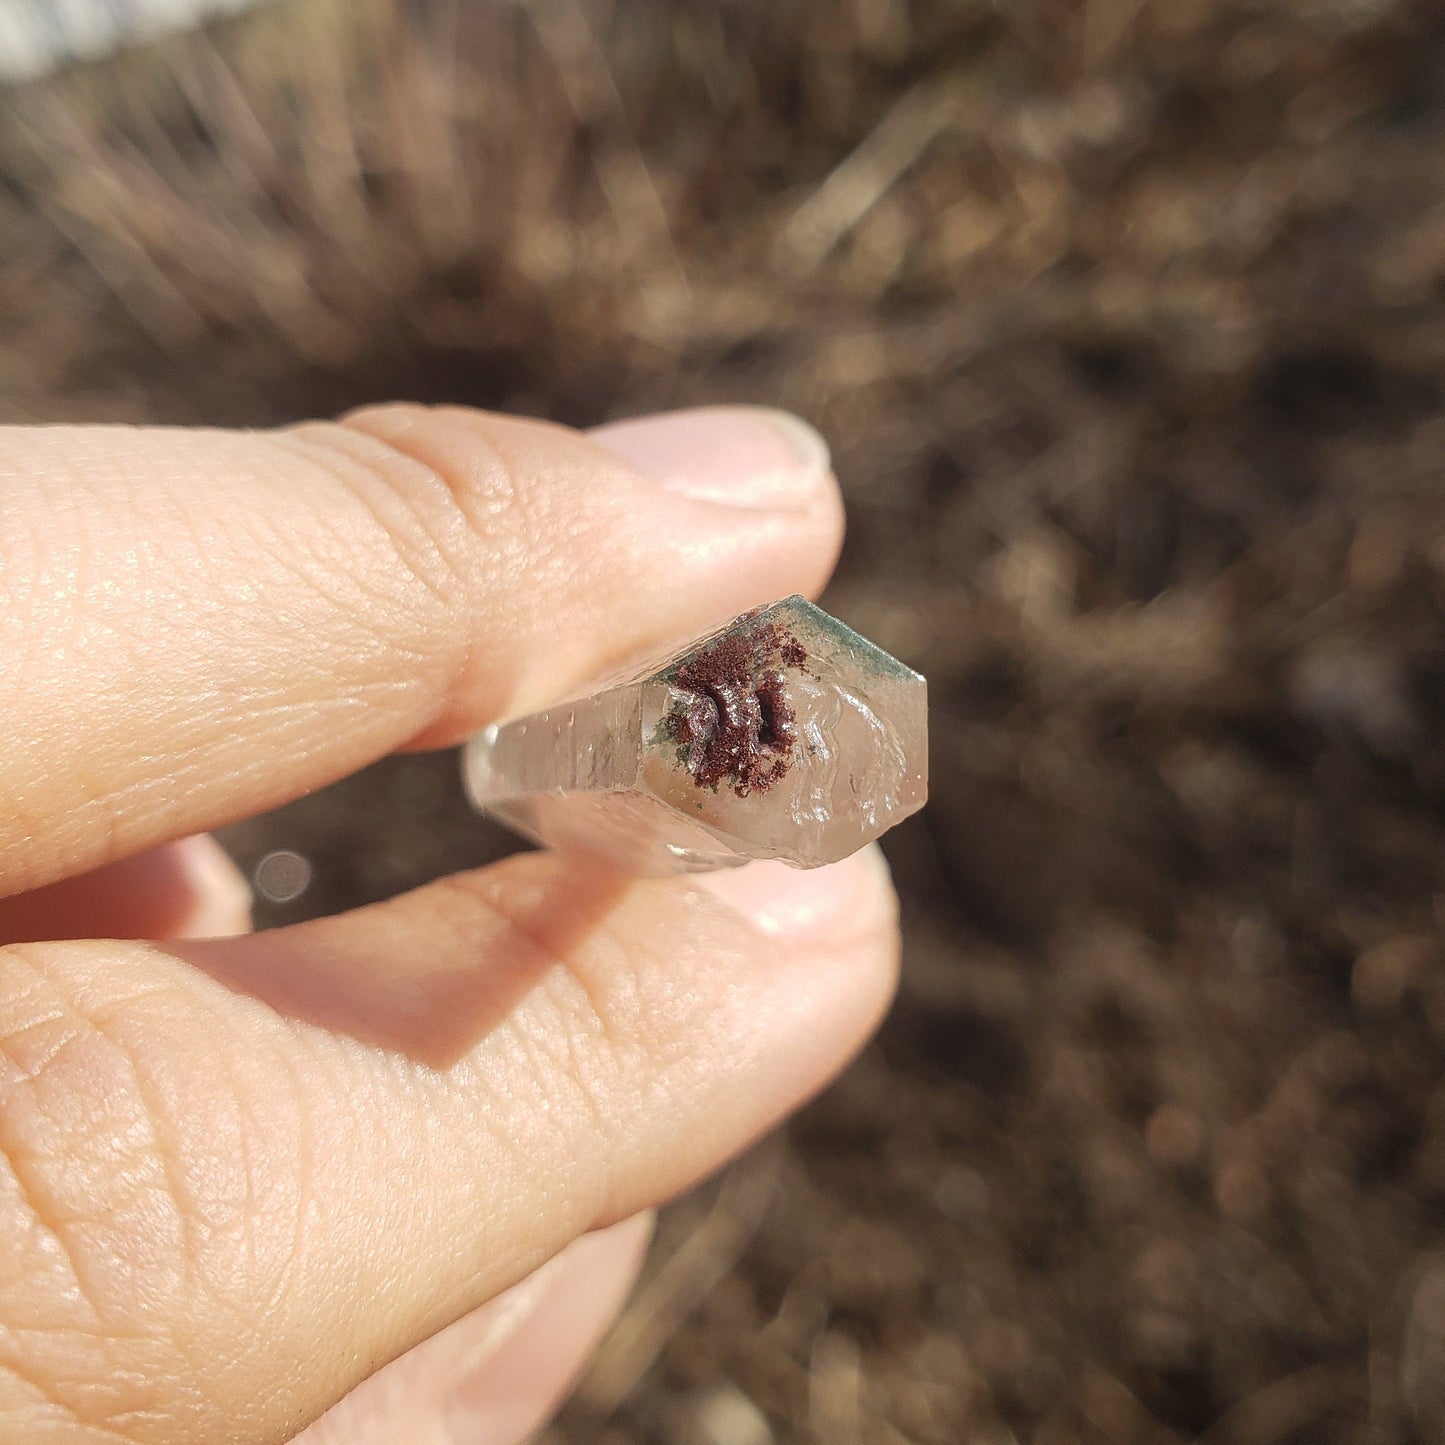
[5,0,1445,1440]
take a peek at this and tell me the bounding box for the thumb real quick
[293,1214,654,1445]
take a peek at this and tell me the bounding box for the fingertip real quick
[292,1212,654,1445]
[587,404,834,512]
[168,834,254,938]
[685,844,902,1099]
[691,844,898,946]
[442,1211,654,1445]
[0,832,252,944]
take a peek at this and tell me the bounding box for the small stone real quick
[1215,1155,1272,1224]
[1403,1258,1445,1438]
[1352,935,1438,1012]
[693,1385,773,1445]
[1145,1102,1204,1167]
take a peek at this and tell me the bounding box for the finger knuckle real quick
[292,404,524,608]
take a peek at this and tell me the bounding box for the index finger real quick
[0,404,842,896]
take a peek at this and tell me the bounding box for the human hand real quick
[0,404,900,1444]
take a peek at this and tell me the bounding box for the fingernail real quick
[693,844,894,944]
[173,834,253,937]
[449,1246,574,1373]
[589,405,831,510]
[444,1214,654,1444]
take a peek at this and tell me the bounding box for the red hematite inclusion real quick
[668,616,809,797]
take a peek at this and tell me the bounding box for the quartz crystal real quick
[463,596,927,874]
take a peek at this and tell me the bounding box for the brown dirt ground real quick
[4,0,1445,1440]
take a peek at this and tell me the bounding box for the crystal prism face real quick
[464,596,927,874]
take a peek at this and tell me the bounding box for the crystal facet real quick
[463,596,928,874]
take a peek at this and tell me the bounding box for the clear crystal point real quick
[463,596,927,874]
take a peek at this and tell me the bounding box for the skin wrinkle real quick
[19,681,389,900]
[36,1339,173,1445]
[85,1000,250,1334]
[0,459,86,632]
[403,874,523,981]
[0,484,247,884]
[527,924,654,1110]
[4,416,520,890]
[446,1030,594,1288]
[363,416,547,717]
[254,1026,328,1394]
[15,1361,172,1445]
[0,1357,137,1445]
[277,423,479,618]
[320,1059,475,1387]
[196,1022,283,1318]
[407,918,627,1254]
[0,501,59,726]
[221,511,398,659]
[449,881,755,1235]
[132,1026,363,1444]
[260,434,458,641]
[343,405,526,529]
[441,1040,546,1193]
[460,425,588,593]
[0,487,43,620]
[12,943,185,1025]
[0,1005,76,1084]
[170,474,437,710]
[343,406,807,733]
[453,871,640,1081]
[0,949,301,1442]
[397,869,664,1232]
[27,880,739,1348]
[172,857,622,1070]
[0,1082,101,1341]
[160,463,410,668]
[0,1001,187,1341]
[322,410,561,727]
[502,990,618,1186]
[1,1072,141,1354]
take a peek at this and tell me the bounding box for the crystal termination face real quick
[464,596,928,874]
